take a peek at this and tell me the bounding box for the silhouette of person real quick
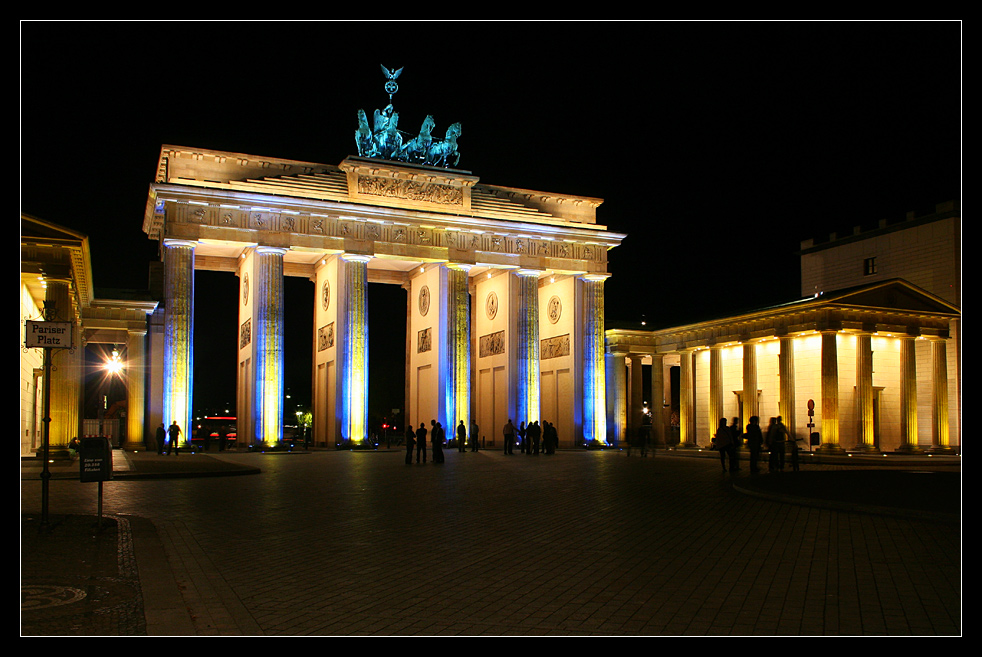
[405,424,416,464]
[518,421,527,454]
[530,421,541,455]
[503,420,515,454]
[767,417,788,472]
[155,423,166,455]
[713,418,732,472]
[457,420,467,452]
[470,421,480,451]
[431,420,445,463]
[415,423,427,463]
[218,424,229,452]
[167,421,182,456]
[745,416,763,473]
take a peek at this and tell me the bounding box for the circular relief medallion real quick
[321,280,331,311]
[242,273,249,305]
[486,291,498,320]
[418,285,430,316]
[548,295,562,324]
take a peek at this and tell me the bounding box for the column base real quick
[815,444,847,454]
[895,444,925,454]
[927,444,957,454]
[849,443,881,454]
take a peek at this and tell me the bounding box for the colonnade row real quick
[161,239,611,449]
[610,330,955,453]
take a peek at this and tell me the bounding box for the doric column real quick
[515,269,541,425]
[581,274,608,444]
[252,247,287,447]
[778,335,796,442]
[445,263,471,435]
[679,348,697,447]
[162,239,195,446]
[629,354,644,444]
[43,275,78,454]
[708,344,723,440]
[742,342,758,422]
[340,253,371,446]
[650,353,665,447]
[898,334,920,452]
[818,329,842,452]
[929,337,953,452]
[608,350,628,446]
[853,332,876,451]
[123,328,147,450]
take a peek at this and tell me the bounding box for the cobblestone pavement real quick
[21,449,961,636]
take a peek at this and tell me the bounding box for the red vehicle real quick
[191,416,237,449]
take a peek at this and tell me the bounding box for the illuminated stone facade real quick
[607,280,960,453]
[143,147,624,449]
[21,215,157,457]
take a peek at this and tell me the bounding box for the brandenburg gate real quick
[143,76,624,449]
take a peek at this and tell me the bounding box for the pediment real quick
[821,279,959,315]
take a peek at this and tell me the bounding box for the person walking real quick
[405,424,416,464]
[712,418,732,472]
[415,422,428,463]
[167,421,182,456]
[518,421,527,454]
[503,420,515,454]
[745,416,763,473]
[457,420,467,453]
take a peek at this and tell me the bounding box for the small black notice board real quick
[79,436,113,482]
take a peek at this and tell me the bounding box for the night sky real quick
[20,21,961,420]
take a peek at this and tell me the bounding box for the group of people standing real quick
[405,419,480,464]
[501,419,558,455]
[714,415,796,473]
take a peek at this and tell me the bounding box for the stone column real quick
[123,328,147,450]
[929,337,953,453]
[629,354,643,445]
[42,276,78,455]
[898,334,920,452]
[650,354,666,447]
[679,349,697,448]
[608,351,628,446]
[252,247,287,447]
[581,274,608,444]
[162,239,195,447]
[853,332,877,451]
[818,329,842,452]
[709,345,723,439]
[742,342,758,422]
[779,335,796,442]
[340,254,371,446]
[445,263,472,436]
[515,269,541,426]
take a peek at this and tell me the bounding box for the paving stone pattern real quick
[21,450,961,636]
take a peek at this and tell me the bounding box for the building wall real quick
[21,282,44,456]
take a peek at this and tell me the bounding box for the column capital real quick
[255,246,288,256]
[162,238,197,248]
[579,273,611,282]
[340,253,372,263]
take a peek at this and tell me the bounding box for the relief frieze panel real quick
[479,330,506,358]
[317,323,335,352]
[540,334,570,360]
[357,176,463,206]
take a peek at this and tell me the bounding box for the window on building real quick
[863,257,877,276]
